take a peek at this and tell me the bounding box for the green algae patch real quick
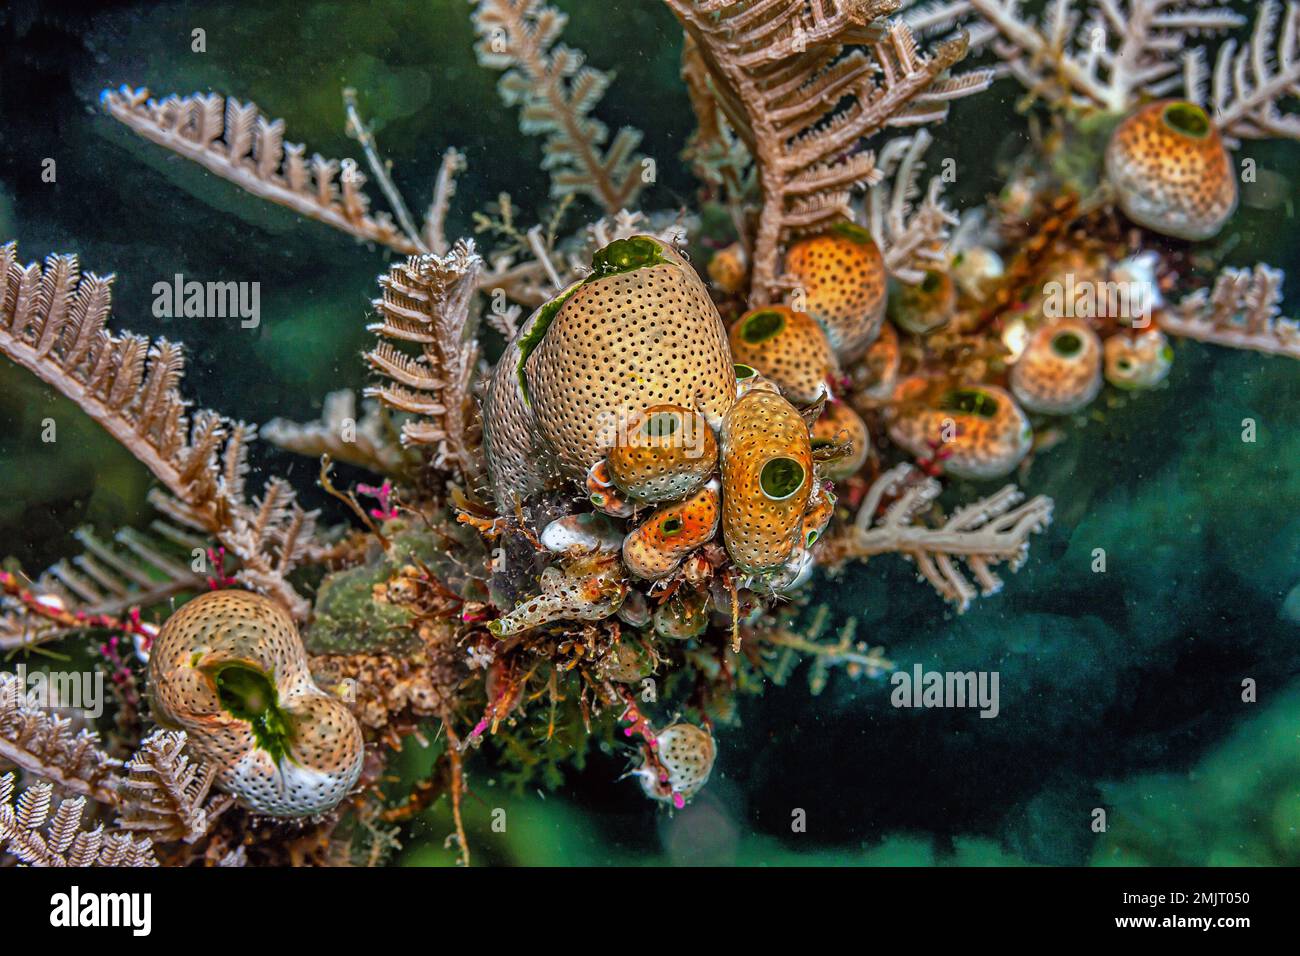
[517,281,582,407]
[305,527,447,655]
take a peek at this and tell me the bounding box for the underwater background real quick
[1,0,1298,865]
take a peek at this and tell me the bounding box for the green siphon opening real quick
[740,310,786,344]
[1051,331,1084,357]
[921,271,942,294]
[590,236,669,278]
[1163,102,1210,139]
[830,221,875,245]
[940,388,1000,419]
[643,411,680,439]
[735,363,757,379]
[806,529,819,546]
[661,516,684,536]
[760,456,807,500]
[204,661,293,764]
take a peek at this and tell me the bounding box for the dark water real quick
[1,0,1298,865]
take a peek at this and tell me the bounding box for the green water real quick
[1,0,1298,866]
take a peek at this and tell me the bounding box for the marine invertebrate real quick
[720,381,814,575]
[825,464,1053,612]
[1103,329,1174,390]
[0,243,318,619]
[1010,318,1104,415]
[585,461,637,517]
[623,480,723,580]
[666,0,993,301]
[514,236,736,482]
[1105,100,1237,240]
[365,244,485,478]
[783,226,890,359]
[100,86,427,254]
[0,774,158,867]
[488,555,629,636]
[470,0,647,213]
[149,590,364,817]
[728,305,841,404]
[635,721,716,807]
[1166,263,1300,358]
[888,268,957,335]
[888,379,1033,480]
[606,405,718,503]
[812,401,872,482]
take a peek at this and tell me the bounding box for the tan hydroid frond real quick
[471,0,647,214]
[665,0,991,300]
[0,242,318,618]
[101,85,426,253]
[365,242,486,485]
[1167,263,1300,358]
[0,774,158,867]
[824,464,1053,613]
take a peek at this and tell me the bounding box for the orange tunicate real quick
[586,460,636,517]
[1105,100,1237,241]
[707,241,748,294]
[622,479,722,580]
[606,404,718,503]
[783,223,888,361]
[857,321,900,400]
[888,269,957,335]
[887,377,1033,481]
[1010,318,1104,415]
[720,381,814,574]
[728,305,840,405]
[799,480,836,549]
